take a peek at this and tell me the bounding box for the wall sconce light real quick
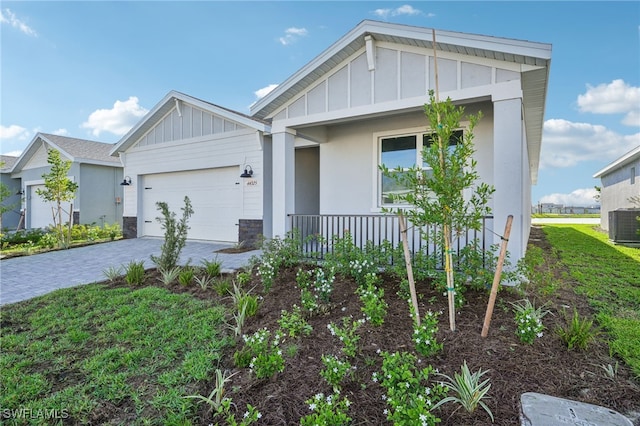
[240,165,253,178]
[16,189,24,195]
[120,176,132,186]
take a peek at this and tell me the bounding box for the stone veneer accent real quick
[122,216,137,239]
[238,219,263,249]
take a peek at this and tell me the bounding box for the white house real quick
[593,145,640,233]
[113,20,552,262]
[1,155,21,230]
[11,133,124,229]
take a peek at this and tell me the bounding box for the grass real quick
[542,224,640,375]
[0,285,233,425]
[531,213,600,218]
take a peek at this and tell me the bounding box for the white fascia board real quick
[593,145,640,178]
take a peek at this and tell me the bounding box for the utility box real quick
[608,209,640,242]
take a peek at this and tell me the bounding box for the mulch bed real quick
[108,227,640,424]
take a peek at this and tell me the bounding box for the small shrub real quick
[242,328,285,379]
[102,265,123,282]
[511,299,550,344]
[278,305,312,338]
[158,266,181,285]
[213,277,232,296]
[320,355,353,391]
[150,196,194,271]
[194,275,212,290]
[124,260,145,286]
[178,267,195,286]
[237,271,251,286]
[357,274,388,326]
[201,257,222,277]
[300,391,351,426]
[413,309,443,357]
[556,308,600,351]
[327,316,364,358]
[431,361,494,422]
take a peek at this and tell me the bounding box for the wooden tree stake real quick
[481,215,514,338]
[398,213,420,326]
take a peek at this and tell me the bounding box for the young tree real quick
[380,90,495,331]
[150,196,194,271]
[35,149,78,247]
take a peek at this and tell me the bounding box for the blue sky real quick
[1,1,639,207]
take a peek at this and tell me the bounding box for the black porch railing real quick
[288,214,495,268]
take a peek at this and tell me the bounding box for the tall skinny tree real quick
[36,149,78,247]
[380,90,494,331]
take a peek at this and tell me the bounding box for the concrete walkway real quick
[0,238,261,306]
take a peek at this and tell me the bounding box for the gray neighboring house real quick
[593,145,640,232]
[1,155,22,230]
[11,133,124,230]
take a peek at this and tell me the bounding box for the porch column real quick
[493,97,525,263]
[272,130,296,238]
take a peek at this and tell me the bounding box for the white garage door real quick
[28,184,72,229]
[141,167,241,242]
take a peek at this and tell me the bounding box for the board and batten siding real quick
[122,128,263,221]
[134,102,246,148]
[270,41,520,122]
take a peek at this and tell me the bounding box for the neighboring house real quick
[1,155,21,230]
[113,20,552,263]
[593,145,640,232]
[11,133,124,230]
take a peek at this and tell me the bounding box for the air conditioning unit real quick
[608,209,640,243]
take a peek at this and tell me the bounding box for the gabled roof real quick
[250,19,552,120]
[110,90,271,155]
[593,145,640,178]
[249,19,552,183]
[11,133,122,173]
[0,155,18,173]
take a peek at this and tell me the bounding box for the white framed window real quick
[377,128,463,207]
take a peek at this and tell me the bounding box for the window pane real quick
[381,171,411,204]
[422,130,463,167]
[381,135,416,169]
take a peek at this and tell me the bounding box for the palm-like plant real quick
[431,360,494,422]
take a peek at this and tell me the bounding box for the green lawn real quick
[0,285,233,425]
[542,225,640,375]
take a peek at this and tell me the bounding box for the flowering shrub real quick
[296,267,336,312]
[300,391,351,426]
[413,310,443,357]
[373,351,445,426]
[257,256,277,292]
[320,354,353,391]
[327,316,364,358]
[511,299,549,344]
[357,275,388,326]
[278,305,312,338]
[349,259,378,285]
[242,328,285,379]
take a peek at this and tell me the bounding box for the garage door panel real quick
[141,168,240,242]
[28,184,72,229]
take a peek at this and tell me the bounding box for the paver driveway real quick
[0,238,260,305]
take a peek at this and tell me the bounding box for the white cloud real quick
[0,124,28,140]
[2,150,23,157]
[540,188,599,207]
[279,27,308,46]
[254,84,278,100]
[373,4,424,19]
[0,9,37,37]
[577,79,640,127]
[52,128,69,136]
[81,96,148,137]
[540,118,640,168]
